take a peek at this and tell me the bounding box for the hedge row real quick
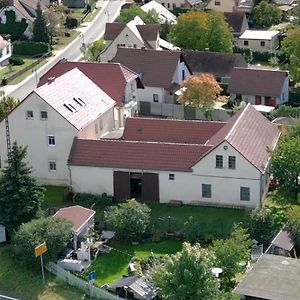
[13,41,49,56]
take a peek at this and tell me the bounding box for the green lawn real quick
[85,240,182,286]
[0,245,87,300]
[43,185,68,207]
[52,31,81,51]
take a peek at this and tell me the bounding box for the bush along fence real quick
[138,101,231,121]
[46,262,119,300]
[2,52,51,85]
[13,41,49,56]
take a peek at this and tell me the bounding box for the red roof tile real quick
[38,61,139,106]
[228,67,288,98]
[123,117,226,144]
[208,104,280,172]
[68,139,212,172]
[53,205,95,233]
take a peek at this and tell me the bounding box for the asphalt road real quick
[6,0,123,100]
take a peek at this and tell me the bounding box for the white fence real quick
[47,262,120,300]
[138,101,232,121]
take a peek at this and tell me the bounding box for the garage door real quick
[114,171,130,200]
[142,173,159,202]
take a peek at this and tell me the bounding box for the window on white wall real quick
[40,111,48,120]
[244,41,248,46]
[95,123,98,134]
[48,161,57,172]
[182,69,185,81]
[240,187,250,201]
[216,155,223,168]
[48,135,55,146]
[26,110,34,119]
[260,41,265,47]
[202,184,211,198]
[215,1,220,5]
[169,174,175,180]
[153,94,159,102]
[228,156,236,169]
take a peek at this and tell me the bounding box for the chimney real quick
[47,77,55,84]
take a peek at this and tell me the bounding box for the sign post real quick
[88,271,95,300]
[35,242,47,284]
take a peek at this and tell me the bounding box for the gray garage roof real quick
[234,254,300,300]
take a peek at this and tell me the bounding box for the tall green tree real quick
[0,143,44,235]
[211,227,251,290]
[153,242,219,300]
[282,28,300,81]
[13,217,72,265]
[89,39,105,61]
[0,96,18,121]
[33,2,49,43]
[169,11,233,52]
[117,5,160,24]
[271,136,300,202]
[253,1,282,28]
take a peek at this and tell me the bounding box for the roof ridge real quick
[224,103,249,140]
[126,117,227,124]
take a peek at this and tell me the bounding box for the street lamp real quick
[124,285,128,299]
[212,267,223,295]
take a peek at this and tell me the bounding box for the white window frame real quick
[228,156,236,169]
[153,94,159,102]
[48,135,56,146]
[48,160,57,172]
[240,187,250,201]
[216,155,223,169]
[169,174,175,180]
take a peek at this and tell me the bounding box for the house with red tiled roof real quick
[112,48,192,104]
[228,67,289,107]
[39,59,144,128]
[68,104,280,207]
[0,68,115,185]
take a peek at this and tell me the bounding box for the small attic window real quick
[63,103,77,113]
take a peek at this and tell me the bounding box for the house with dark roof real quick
[0,68,116,185]
[39,59,144,128]
[112,48,192,104]
[234,254,300,300]
[0,0,47,38]
[224,11,249,38]
[68,104,280,207]
[183,50,247,85]
[228,67,289,107]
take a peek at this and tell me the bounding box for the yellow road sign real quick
[35,242,47,257]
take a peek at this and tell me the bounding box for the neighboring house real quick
[183,50,247,85]
[0,0,47,38]
[154,0,185,10]
[62,0,87,9]
[68,104,280,208]
[101,17,160,62]
[0,68,115,185]
[0,35,12,66]
[101,16,178,62]
[234,254,300,300]
[205,0,238,12]
[107,275,156,300]
[112,48,192,104]
[38,60,144,128]
[228,67,289,106]
[183,0,204,9]
[237,30,280,52]
[224,11,249,39]
[54,205,95,250]
[141,0,177,24]
[235,0,253,13]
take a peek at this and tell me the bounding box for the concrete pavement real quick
[5,0,124,100]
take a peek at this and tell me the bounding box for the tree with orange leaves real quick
[178,73,223,119]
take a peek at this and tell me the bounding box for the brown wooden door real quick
[142,173,159,202]
[113,171,130,200]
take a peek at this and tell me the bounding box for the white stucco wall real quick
[172,60,192,85]
[206,0,237,12]
[237,36,279,51]
[0,92,78,185]
[124,79,138,103]
[77,107,114,139]
[280,76,289,104]
[155,0,186,9]
[69,142,266,208]
[0,39,12,65]
[137,86,165,103]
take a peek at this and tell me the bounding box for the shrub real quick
[65,16,79,29]
[75,192,115,207]
[180,216,201,242]
[9,56,24,65]
[13,41,49,56]
[104,199,151,240]
[13,217,73,265]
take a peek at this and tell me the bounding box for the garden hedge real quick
[13,41,49,56]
